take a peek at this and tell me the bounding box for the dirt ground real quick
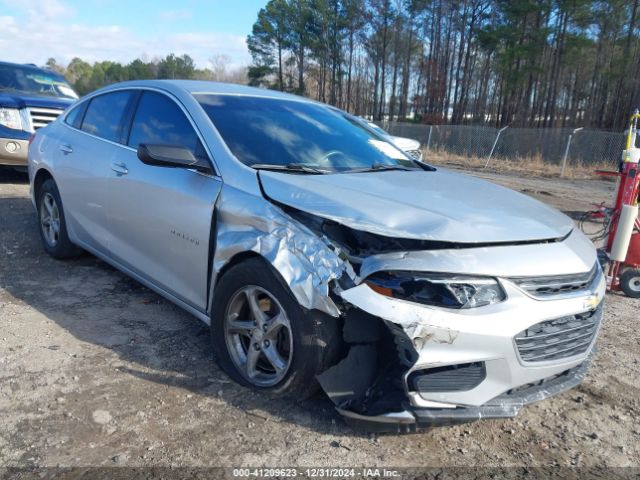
[0,166,639,476]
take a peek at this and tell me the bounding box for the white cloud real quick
[0,1,250,69]
[4,0,73,20]
[157,9,193,22]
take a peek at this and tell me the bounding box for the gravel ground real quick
[0,166,639,476]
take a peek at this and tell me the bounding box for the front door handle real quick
[59,144,73,154]
[110,162,129,175]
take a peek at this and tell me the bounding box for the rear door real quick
[105,89,221,311]
[53,90,135,254]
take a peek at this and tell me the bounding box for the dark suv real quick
[0,61,78,167]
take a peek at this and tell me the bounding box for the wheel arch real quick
[33,167,55,203]
[217,251,265,282]
[208,251,285,315]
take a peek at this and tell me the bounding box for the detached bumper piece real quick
[337,353,593,433]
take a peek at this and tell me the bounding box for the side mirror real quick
[137,144,212,173]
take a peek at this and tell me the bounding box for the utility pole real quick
[560,127,584,177]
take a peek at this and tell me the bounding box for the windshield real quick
[365,121,390,137]
[195,94,418,172]
[0,65,78,99]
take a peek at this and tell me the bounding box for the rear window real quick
[81,91,133,143]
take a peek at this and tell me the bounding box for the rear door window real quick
[81,91,134,143]
[127,91,203,159]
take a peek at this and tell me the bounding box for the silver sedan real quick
[28,80,604,432]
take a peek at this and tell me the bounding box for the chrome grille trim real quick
[27,107,64,131]
[514,305,602,364]
[510,263,600,299]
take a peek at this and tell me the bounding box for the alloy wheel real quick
[224,285,294,387]
[40,192,61,247]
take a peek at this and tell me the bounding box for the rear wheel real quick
[619,268,640,298]
[37,179,82,259]
[210,257,340,398]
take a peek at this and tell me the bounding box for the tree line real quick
[45,54,247,96]
[247,0,640,130]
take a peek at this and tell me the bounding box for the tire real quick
[37,179,82,259]
[210,257,341,399]
[619,268,640,298]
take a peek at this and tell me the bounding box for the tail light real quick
[28,133,36,146]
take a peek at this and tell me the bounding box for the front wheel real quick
[210,257,340,398]
[619,268,640,298]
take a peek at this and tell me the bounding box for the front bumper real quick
[326,265,605,431]
[338,352,593,433]
[0,128,30,166]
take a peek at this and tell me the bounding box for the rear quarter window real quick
[64,102,87,129]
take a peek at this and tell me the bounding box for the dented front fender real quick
[210,186,348,317]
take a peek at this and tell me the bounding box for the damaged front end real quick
[213,173,604,432]
[316,308,418,418]
[323,280,599,432]
[330,233,603,431]
[320,262,601,432]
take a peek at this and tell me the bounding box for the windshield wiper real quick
[251,163,330,174]
[346,162,417,173]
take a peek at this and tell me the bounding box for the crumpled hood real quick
[259,168,574,243]
[0,93,73,110]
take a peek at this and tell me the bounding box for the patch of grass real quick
[423,148,618,180]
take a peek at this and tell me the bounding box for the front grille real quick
[515,305,602,363]
[511,264,599,299]
[28,107,64,131]
[405,149,422,160]
[409,362,486,393]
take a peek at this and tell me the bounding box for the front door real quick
[106,90,221,311]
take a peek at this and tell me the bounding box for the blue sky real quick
[0,0,268,68]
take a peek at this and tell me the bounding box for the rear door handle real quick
[59,144,73,154]
[110,162,129,175]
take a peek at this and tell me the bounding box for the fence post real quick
[426,126,433,151]
[560,127,584,177]
[484,125,509,168]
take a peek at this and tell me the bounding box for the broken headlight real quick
[365,271,505,309]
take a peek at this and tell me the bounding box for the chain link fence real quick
[384,122,626,174]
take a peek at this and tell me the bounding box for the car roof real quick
[0,60,69,81]
[0,60,57,72]
[98,79,317,104]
